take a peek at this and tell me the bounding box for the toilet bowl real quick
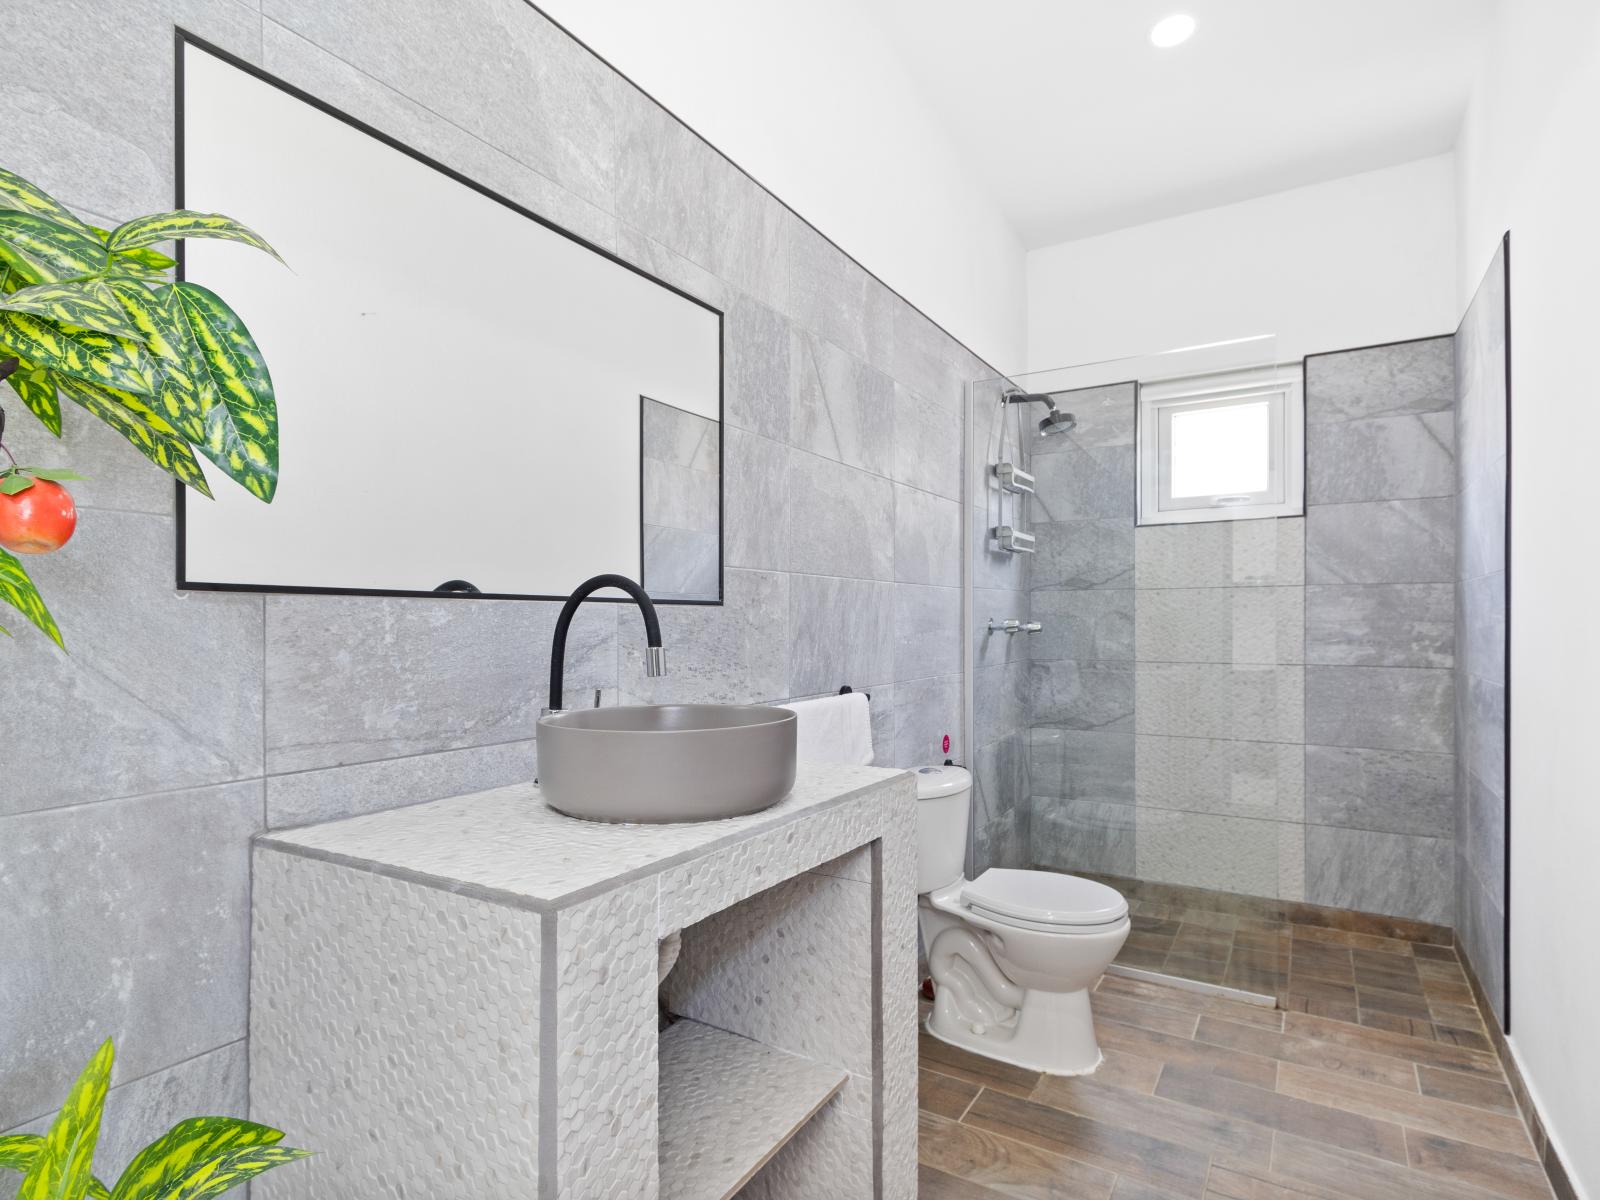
[914,764,1129,1075]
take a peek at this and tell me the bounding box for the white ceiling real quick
[863,0,1494,248]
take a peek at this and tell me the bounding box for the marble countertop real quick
[256,761,906,911]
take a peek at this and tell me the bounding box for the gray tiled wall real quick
[1453,240,1510,1023]
[0,0,981,1165]
[1303,337,1458,925]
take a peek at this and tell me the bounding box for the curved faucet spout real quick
[547,573,664,714]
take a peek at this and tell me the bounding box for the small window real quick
[1137,366,1304,525]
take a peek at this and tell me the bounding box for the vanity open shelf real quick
[659,1019,847,1200]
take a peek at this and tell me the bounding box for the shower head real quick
[1038,410,1077,437]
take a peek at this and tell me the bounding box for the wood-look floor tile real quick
[1032,1069,1273,1171]
[919,1160,1017,1199]
[1357,984,1433,1020]
[1177,908,1240,933]
[1128,930,1180,954]
[1280,1012,1501,1078]
[1282,974,1360,1010]
[1411,942,1459,961]
[1092,1047,1166,1094]
[1095,1017,1279,1089]
[1223,963,1287,997]
[1416,1064,1517,1115]
[1092,991,1202,1038]
[1117,944,1170,970]
[1130,914,1183,937]
[1288,924,1414,955]
[1194,1016,1419,1091]
[1418,974,1476,1006]
[1098,974,1285,1031]
[1288,945,1355,985]
[1432,1023,1494,1053]
[920,1027,1042,1098]
[1276,1061,1535,1158]
[962,1089,1213,1199]
[1278,990,1360,1026]
[917,1110,1118,1199]
[1271,1132,1499,1200]
[1114,1176,1193,1199]
[1163,954,1228,984]
[1155,1065,1408,1165]
[1428,1001,1489,1034]
[1204,1164,1330,1199]
[923,1067,982,1119]
[1356,1009,1437,1040]
[1406,1129,1556,1200]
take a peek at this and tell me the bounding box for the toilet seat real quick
[962,868,1129,931]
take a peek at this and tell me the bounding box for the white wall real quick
[534,0,1026,371]
[1025,155,1459,371]
[1456,3,1600,1194]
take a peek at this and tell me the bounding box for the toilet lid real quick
[962,868,1129,928]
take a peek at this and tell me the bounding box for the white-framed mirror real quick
[175,35,723,603]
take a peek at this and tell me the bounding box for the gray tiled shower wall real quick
[0,0,982,1162]
[983,338,1462,927]
[1453,240,1510,1023]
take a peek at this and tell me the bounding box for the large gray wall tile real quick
[976,661,1032,747]
[1305,826,1453,924]
[784,221,892,367]
[1306,499,1455,584]
[1304,745,1454,837]
[894,674,963,767]
[1032,519,1134,590]
[1136,736,1304,821]
[974,588,1032,667]
[1025,382,1137,454]
[1030,660,1134,732]
[724,294,793,441]
[1135,809,1282,897]
[893,584,962,682]
[1306,584,1455,668]
[1304,337,1455,423]
[893,484,961,587]
[1458,571,1506,686]
[1305,666,1454,753]
[1034,799,1136,876]
[791,330,894,472]
[4,512,263,816]
[1458,465,1507,579]
[1031,445,1135,521]
[1135,587,1302,665]
[786,452,894,580]
[1134,518,1303,589]
[1307,411,1455,504]
[1030,588,1134,663]
[623,569,788,705]
[892,383,961,501]
[1459,676,1506,793]
[0,783,260,1131]
[1135,663,1304,743]
[266,0,623,209]
[787,575,893,697]
[723,428,788,572]
[1031,728,1135,806]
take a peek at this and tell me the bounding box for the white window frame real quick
[1136,365,1304,526]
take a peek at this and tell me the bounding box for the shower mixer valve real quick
[987,618,1042,635]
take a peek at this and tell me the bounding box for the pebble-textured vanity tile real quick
[250,851,543,1197]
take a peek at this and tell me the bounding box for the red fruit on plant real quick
[0,478,78,554]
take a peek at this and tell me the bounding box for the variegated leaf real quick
[4,359,63,436]
[0,1138,109,1200]
[107,211,284,266]
[0,311,155,395]
[0,280,147,342]
[16,1038,110,1198]
[88,226,177,275]
[57,376,212,497]
[173,283,276,501]
[0,168,95,236]
[0,211,107,285]
[134,1146,307,1200]
[111,1119,283,1200]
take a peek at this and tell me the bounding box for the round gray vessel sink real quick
[537,704,798,823]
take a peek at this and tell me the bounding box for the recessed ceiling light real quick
[1150,13,1197,48]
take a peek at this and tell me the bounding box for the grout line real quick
[954,1085,982,1124]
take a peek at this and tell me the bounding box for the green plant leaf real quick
[0,545,64,648]
[109,1119,284,1200]
[0,280,148,342]
[0,312,155,395]
[0,1135,45,1172]
[0,211,107,285]
[20,468,87,481]
[0,1137,109,1200]
[87,226,177,275]
[56,376,212,497]
[0,168,95,236]
[131,1147,308,1200]
[107,212,284,266]
[17,1038,111,1198]
[0,474,35,495]
[172,283,276,501]
[4,358,63,436]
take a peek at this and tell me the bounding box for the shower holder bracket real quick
[993,526,1035,554]
[993,461,1035,495]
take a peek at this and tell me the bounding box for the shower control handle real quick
[987,619,1043,635]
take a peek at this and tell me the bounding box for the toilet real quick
[915,764,1130,1075]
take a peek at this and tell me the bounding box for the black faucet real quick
[546,573,665,714]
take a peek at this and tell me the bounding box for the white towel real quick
[781,693,874,766]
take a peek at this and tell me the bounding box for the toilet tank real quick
[913,765,971,894]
